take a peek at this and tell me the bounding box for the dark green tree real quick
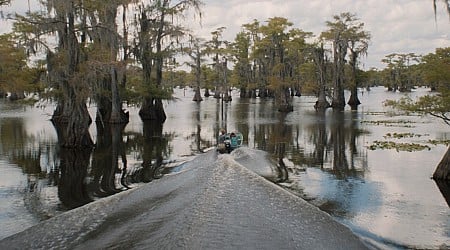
[13,0,94,148]
[184,36,206,102]
[346,16,370,109]
[136,0,203,122]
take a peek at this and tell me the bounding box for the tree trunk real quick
[213,87,221,98]
[347,52,361,109]
[52,81,75,124]
[223,91,232,102]
[277,87,293,113]
[193,86,203,102]
[315,88,330,111]
[64,100,94,148]
[139,98,155,121]
[314,46,331,111]
[95,76,112,124]
[9,92,25,101]
[240,88,247,98]
[109,67,129,124]
[433,146,450,180]
[294,87,301,97]
[139,1,167,123]
[347,90,361,109]
[154,99,166,122]
[138,10,157,122]
[259,88,267,98]
[331,40,347,110]
[192,53,203,102]
[204,88,210,97]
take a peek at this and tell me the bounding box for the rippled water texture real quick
[0,87,449,248]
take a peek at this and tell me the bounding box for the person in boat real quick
[217,129,229,153]
[218,128,226,143]
[230,132,238,148]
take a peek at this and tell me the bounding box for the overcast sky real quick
[1,0,449,69]
[191,0,450,69]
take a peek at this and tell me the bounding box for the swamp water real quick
[0,86,449,249]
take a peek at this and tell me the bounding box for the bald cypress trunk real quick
[332,40,347,110]
[204,88,210,97]
[347,50,361,109]
[63,98,93,148]
[109,67,129,124]
[52,3,93,148]
[192,47,203,102]
[314,46,330,111]
[139,2,167,123]
[277,87,293,112]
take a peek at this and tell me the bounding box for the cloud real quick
[195,0,450,69]
[1,0,449,69]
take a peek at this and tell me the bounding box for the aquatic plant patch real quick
[367,141,431,152]
[360,120,415,128]
[383,132,429,139]
[368,132,448,152]
[427,139,450,146]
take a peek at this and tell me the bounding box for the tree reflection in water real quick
[133,121,168,183]
[90,123,128,198]
[331,111,349,177]
[1,90,449,246]
[58,148,92,209]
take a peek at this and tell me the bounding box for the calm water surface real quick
[0,86,449,248]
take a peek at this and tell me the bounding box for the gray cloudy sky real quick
[192,0,450,69]
[1,0,449,69]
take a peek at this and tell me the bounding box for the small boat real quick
[217,131,243,154]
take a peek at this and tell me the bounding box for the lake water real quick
[0,86,449,248]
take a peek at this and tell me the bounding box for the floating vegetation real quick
[383,132,429,139]
[364,111,388,116]
[361,120,415,128]
[427,139,450,146]
[368,141,431,152]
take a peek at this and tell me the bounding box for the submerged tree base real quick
[331,99,346,110]
[314,100,331,111]
[347,94,361,109]
[52,120,94,149]
[139,99,167,123]
[108,110,129,124]
[278,104,294,113]
[193,88,203,102]
[97,108,129,125]
[51,102,94,148]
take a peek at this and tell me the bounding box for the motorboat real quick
[217,131,243,154]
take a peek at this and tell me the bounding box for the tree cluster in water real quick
[0,0,448,152]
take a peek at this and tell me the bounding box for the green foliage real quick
[421,47,450,89]
[381,53,421,91]
[384,89,450,125]
[0,33,39,96]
